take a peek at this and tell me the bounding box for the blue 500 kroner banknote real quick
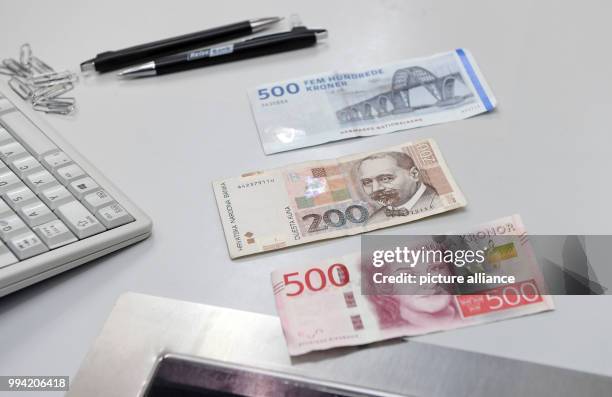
[248,49,496,154]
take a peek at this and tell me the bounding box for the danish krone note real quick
[271,215,554,355]
[213,139,466,258]
[249,48,496,154]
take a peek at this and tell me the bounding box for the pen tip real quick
[80,60,95,72]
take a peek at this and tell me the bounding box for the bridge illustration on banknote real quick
[336,66,473,123]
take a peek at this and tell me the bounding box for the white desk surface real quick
[1,0,611,395]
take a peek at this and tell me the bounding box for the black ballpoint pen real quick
[117,27,328,78]
[80,17,282,73]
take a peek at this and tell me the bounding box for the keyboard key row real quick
[0,110,136,263]
[0,159,133,231]
[0,200,80,258]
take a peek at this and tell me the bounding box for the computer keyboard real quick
[0,82,152,297]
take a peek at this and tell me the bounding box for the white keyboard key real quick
[0,213,28,240]
[83,189,114,212]
[8,232,48,260]
[69,177,99,199]
[11,155,43,177]
[0,98,14,113]
[55,201,105,239]
[0,199,11,216]
[3,185,37,210]
[19,201,56,227]
[0,141,27,161]
[34,219,76,249]
[0,160,9,173]
[42,151,71,170]
[0,241,18,269]
[0,127,14,145]
[0,171,20,193]
[97,203,133,228]
[56,164,85,185]
[25,170,59,193]
[0,112,58,159]
[40,185,74,210]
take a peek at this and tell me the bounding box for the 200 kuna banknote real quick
[213,139,466,258]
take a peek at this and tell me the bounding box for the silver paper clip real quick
[8,76,33,100]
[0,66,14,76]
[30,56,55,74]
[3,58,31,78]
[31,83,74,103]
[4,44,77,116]
[19,44,32,68]
[29,71,78,87]
[33,99,76,115]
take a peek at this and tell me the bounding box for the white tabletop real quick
[1,0,611,395]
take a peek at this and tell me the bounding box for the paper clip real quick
[2,58,31,78]
[4,44,77,116]
[0,66,14,76]
[29,71,78,88]
[31,83,74,103]
[19,44,32,68]
[8,76,33,100]
[29,56,54,74]
[33,99,76,115]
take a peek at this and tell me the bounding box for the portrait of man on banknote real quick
[354,151,441,222]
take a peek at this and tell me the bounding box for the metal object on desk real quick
[145,355,404,397]
[69,293,612,397]
[2,43,78,115]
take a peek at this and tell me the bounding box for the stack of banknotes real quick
[213,49,553,355]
